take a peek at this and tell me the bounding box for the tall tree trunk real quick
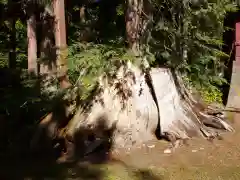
[125,0,162,139]
[125,0,152,56]
[53,0,71,89]
[27,13,38,74]
[30,0,71,157]
[39,12,57,94]
[80,6,86,23]
[31,8,60,151]
[125,0,143,54]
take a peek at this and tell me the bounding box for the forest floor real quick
[1,113,240,180]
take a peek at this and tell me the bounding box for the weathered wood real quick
[31,63,233,156]
[63,64,233,153]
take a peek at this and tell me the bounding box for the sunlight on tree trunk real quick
[27,13,38,74]
[53,0,71,89]
[80,6,86,23]
[31,0,71,154]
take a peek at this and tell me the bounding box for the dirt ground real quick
[2,113,240,180]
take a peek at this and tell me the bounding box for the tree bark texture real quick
[27,13,38,74]
[53,0,71,89]
[62,63,233,152]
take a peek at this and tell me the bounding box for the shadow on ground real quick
[0,117,163,180]
[0,68,162,180]
[0,150,163,180]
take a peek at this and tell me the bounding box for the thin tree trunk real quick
[125,0,143,54]
[31,0,71,157]
[80,6,86,23]
[31,8,61,152]
[39,13,57,94]
[27,13,38,75]
[125,0,152,58]
[53,0,71,89]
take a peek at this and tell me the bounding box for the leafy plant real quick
[67,41,136,99]
[150,0,238,104]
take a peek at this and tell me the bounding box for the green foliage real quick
[65,0,238,104]
[67,41,136,99]
[0,0,7,4]
[0,19,27,68]
[183,76,223,104]
[15,20,28,67]
[200,86,223,104]
[0,54,8,67]
[150,0,238,103]
[116,4,124,16]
